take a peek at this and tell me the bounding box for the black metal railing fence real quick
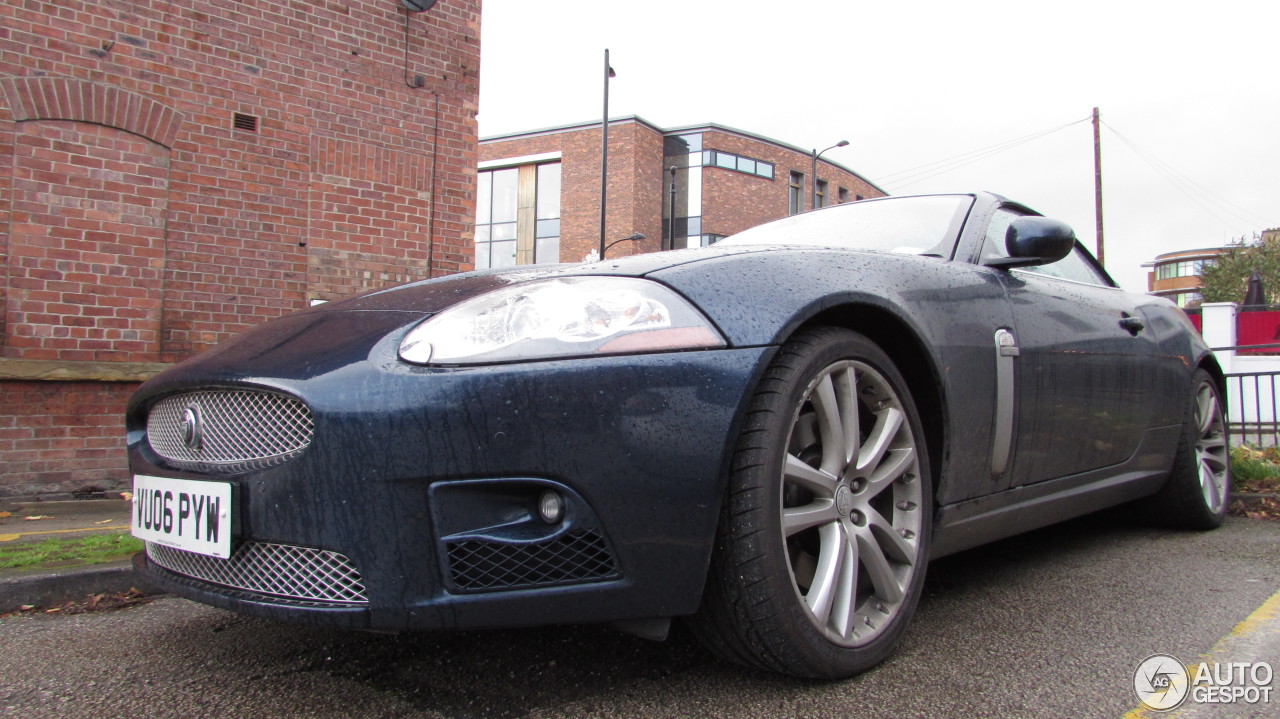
[1212,344,1280,447]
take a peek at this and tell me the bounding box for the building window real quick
[700,150,774,180]
[476,162,561,269]
[476,168,517,269]
[1159,290,1204,308]
[816,180,828,208]
[534,163,561,264]
[1156,259,1212,281]
[664,135,705,250]
[664,133,703,155]
[788,172,804,215]
[838,187,849,204]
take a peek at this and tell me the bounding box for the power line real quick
[1101,120,1274,232]
[876,116,1090,191]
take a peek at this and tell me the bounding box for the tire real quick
[691,327,932,679]
[1146,368,1230,530]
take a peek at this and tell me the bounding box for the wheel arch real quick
[1198,352,1227,398]
[785,303,949,509]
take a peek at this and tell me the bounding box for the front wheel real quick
[691,327,932,679]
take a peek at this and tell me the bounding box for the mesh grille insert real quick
[147,541,367,604]
[446,529,618,592]
[146,390,314,471]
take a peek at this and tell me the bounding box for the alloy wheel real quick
[1193,381,1229,513]
[780,359,924,646]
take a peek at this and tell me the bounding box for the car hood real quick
[134,245,778,393]
[307,245,778,314]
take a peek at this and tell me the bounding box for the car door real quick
[982,208,1158,488]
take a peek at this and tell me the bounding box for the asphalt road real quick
[2,513,1278,719]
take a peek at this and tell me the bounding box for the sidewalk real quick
[0,497,157,612]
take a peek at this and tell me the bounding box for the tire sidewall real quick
[739,328,934,676]
[1181,370,1230,525]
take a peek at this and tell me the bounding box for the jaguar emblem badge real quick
[835,485,853,517]
[180,405,203,451]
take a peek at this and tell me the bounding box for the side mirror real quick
[985,217,1076,269]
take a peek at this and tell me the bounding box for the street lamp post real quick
[599,49,616,260]
[602,232,645,259]
[811,140,849,211]
[667,166,678,251]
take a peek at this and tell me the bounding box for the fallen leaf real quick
[24,515,54,521]
[119,492,133,501]
[3,589,157,618]
[0,511,11,518]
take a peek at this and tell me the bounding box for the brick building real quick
[0,0,480,499]
[477,117,885,267]
[1146,230,1280,309]
[1146,247,1231,309]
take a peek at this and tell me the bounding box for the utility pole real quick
[1093,107,1105,267]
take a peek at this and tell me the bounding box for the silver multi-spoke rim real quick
[780,359,923,647]
[1193,381,1229,513]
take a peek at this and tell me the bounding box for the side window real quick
[983,207,1110,287]
[1018,246,1110,286]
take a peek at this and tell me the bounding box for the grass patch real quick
[1231,445,1280,493]
[0,532,144,570]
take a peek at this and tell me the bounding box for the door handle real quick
[1119,315,1145,335]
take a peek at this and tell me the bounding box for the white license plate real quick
[131,475,233,558]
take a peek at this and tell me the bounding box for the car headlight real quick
[398,277,726,365]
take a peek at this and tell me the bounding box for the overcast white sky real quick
[475,0,1278,292]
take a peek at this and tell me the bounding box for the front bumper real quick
[128,331,772,631]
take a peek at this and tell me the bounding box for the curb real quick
[1230,492,1279,512]
[0,559,161,613]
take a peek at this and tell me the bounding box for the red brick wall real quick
[607,122,664,257]
[701,130,884,238]
[0,382,134,499]
[558,127,612,261]
[0,0,480,498]
[8,121,167,362]
[700,165,786,239]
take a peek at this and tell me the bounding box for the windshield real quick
[720,194,973,256]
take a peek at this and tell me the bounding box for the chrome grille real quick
[446,529,618,592]
[147,541,367,604]
[147,390,314,470]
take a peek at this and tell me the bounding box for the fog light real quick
[538,490,564,524]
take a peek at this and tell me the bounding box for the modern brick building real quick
[0,0,480,499]
[1145,229,1280,310]
[1146,247,1231,309]
[477,117,885,268]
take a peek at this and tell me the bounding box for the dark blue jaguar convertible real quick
[128,192,1228,678]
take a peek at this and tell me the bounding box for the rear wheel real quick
[692,327,932,678]
[1147,369,1229,529]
